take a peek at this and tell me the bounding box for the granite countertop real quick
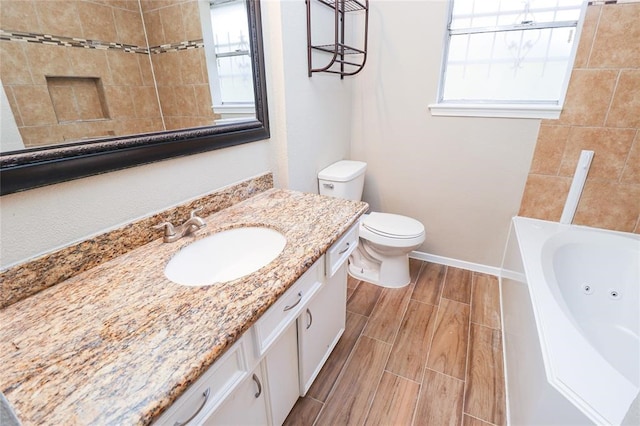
[0,189,368,425]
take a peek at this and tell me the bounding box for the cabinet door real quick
[204,364,268,426]
[154,336,249,426]
[298,263,347,394]
[264,323,300,426]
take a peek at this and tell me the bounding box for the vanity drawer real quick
[326,222,359,277]
[252,259,323,356]
[155,336,249,425]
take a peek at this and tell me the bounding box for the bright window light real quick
[210,0,254,105]
[432,0,586,118]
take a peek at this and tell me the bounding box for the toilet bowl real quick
[349,212,425,287]
[318,160,425,288]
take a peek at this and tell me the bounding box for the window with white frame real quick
[430,0,586,118]
[200,0,255,121]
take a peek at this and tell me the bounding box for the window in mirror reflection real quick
[0,0,257,153]
[201,0,255,125]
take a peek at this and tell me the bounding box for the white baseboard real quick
[409,251,501,277]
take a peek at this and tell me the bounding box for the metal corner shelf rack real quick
[306,0,369,78]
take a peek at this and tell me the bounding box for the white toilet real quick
[318,160,425,288]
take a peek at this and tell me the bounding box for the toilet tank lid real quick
[318,160,367,182]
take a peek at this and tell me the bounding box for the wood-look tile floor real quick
[284,259,506,426]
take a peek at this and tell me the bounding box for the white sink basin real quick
[165,227,287,286]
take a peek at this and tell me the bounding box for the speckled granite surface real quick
[0,188,368,425]
[0,173,273,308]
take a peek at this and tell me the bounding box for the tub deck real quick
[502,217,639,425]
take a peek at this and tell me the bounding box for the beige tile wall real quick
[519,3,640,233]
[142,0,219,130]
[0,0,216,147]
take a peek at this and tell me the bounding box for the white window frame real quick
[199,0,255,120]
[429,0,588,119]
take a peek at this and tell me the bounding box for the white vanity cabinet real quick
[154,335,253,426]
[298,263,347,394]
[155,261,323,426]
[298,223,357,394]
[252,261,323,357]
[203,364,268,426]
[155,222,359,426]
[263,323,300,425]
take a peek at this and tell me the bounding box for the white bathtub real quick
[501,217,639,425]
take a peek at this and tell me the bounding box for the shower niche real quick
[306,0,369,78]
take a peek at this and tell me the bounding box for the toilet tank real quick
[318,160,367,201]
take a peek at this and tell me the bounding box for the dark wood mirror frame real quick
[0,0,269,196]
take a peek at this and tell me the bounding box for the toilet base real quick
[348,250,411,288]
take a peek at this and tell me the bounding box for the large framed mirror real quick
[0,0,269,195]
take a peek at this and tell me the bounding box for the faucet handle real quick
[153,222,176,237]
[190,207,204,219]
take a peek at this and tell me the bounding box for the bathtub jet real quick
[501,217,639,426]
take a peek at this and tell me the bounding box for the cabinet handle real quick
[283,291,303,311]
[306,308,313,329]
[338,242,350,255]
[252,373,262,398]
[173,388,210,426]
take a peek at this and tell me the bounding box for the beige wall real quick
[274,0,353,193]
[350,0,540,268]
[0,0,354,267]
[519,2,640,233]
[9,1,636,272]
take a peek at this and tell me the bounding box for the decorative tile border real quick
[0,173,273,309]
[0,29,203,55]
[0,29,149,53]
[149,40,204,54]
[588,0,640,4]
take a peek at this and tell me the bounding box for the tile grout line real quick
[422,366,466,384]
[360,346,392,425]
[466,275,507,426]
[312,279,366,426]
[359,271,415,426]
[585,4,602,69]
[314,278,385,426]
[440,296,471,306]
[381,369,423,385]
[469,273,501,331]
[407,261,430,426]
[471,321,504,333]
[305,263,508,426]
[423,265,448,381]
[362,264,424,423]
[617,128,638,184]
[470,318,501,330]
[602,69,622,130]
[552,124,571,177]
[460,273,476,426]
[465,412,500,426]
[410,264,449,426]
[633,213,640,234]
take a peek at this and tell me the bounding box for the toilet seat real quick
[317,160,426,288]
[362,212,425,239]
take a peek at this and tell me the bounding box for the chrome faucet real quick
[154,208,207,243]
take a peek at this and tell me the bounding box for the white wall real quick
[0,142,271,267]
[270,0,353,193]
[0,0,354,268]
[1,0,542,270]
[350,0,540,267]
